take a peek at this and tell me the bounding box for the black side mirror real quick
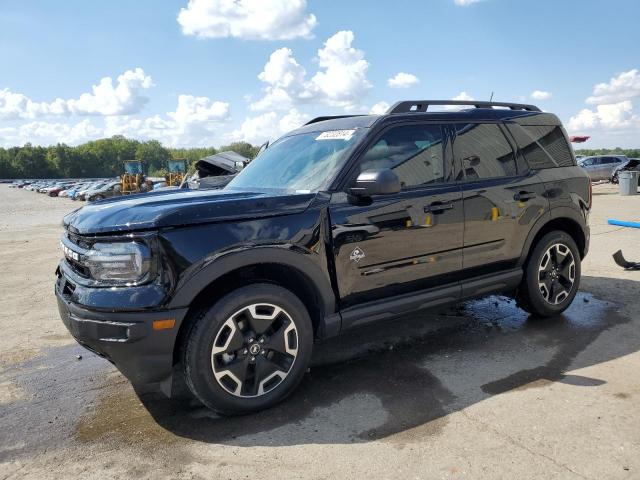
[349,169,401,197]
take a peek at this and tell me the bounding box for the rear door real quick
[329,122,463,309]
[453,122,547,275]
[596,157,613,179]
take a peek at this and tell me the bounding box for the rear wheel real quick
[182,283,313,415]
[517,231,581,317]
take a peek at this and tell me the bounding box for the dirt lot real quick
[1,183,639,479]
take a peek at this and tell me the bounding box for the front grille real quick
[61,231,91,279]
[67,232,92,250]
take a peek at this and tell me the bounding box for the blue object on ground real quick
[608,219,640,229]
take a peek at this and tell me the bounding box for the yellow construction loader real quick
[166,159,187,187]
[121,160,146,194]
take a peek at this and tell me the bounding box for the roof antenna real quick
[489,91,494,102]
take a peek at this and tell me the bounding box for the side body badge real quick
[349,246,366,263]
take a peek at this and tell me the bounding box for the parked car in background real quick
[49,182,77,197]
[86,181,121,202]
[66,183,90,200]
[43,182,67,196]
[578,155,628,181]
[59,183,84,198]
[77,182,107,200]
[611,158,640,184]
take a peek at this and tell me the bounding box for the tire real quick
[182,283,313,415]
[516,231,581,317]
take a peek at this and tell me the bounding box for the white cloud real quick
[531,90,552,101]
[567,69,640,143]
[0,90,68,119]
[311,31,371,109]
[177,0,317,40]
[387,72,419,89]
[586,69,640,105]
[454,0,482,5]
[250,47,309,111]
[0,68,153,120]
[0,94,230,148]
[453,91,474,101]
[369,101,390,115]
[105,94,230,147]
[67,68,153,116]
[438,91,475,110]
[0,119,103,147]
[568,100,637,131]
[250,30,372,112]
[229,108,310,144]
[169,94,229,124]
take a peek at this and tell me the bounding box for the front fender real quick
[167,246,337,317]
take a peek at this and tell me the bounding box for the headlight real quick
[84,242,151,285]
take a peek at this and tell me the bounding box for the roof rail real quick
[386,100,541,114]
[303,115,365,126]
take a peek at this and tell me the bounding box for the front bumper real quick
[56,268,188,385]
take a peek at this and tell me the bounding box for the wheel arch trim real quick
[167,246,337,317]
[517,207,588,267]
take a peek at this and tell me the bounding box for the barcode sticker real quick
[316,130,356,141]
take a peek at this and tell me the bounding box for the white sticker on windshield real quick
[316,129,356,141]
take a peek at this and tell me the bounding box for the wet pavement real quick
[1,290,631,461]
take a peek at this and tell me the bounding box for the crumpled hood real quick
[63,188,317,235]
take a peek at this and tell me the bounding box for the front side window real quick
[453,123,517,180]
[357,124,447,189]
[226,129,367,193]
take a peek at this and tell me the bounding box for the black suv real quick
[56,100,590,414]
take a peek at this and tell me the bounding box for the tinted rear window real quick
[453,123,517,180]
[506,124,575,169]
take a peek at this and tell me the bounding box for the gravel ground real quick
[0,183,639,479]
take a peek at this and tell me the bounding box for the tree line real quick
[575,148,640,158]
[0,136,260,179]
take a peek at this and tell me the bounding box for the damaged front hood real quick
[63,188,317,235]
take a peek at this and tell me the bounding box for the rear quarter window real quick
[506,124,575,169]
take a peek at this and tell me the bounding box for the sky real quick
[1,0,639,149]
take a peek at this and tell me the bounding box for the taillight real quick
[588,180,592,209]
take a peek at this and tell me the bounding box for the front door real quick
[329,123,463,310]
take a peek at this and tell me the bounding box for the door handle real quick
[514,191,537,201]
[424,202,455,214]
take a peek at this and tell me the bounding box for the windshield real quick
[226,129,366,192]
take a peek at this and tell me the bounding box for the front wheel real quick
[182,283,313,415]
[516,231,581,317]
